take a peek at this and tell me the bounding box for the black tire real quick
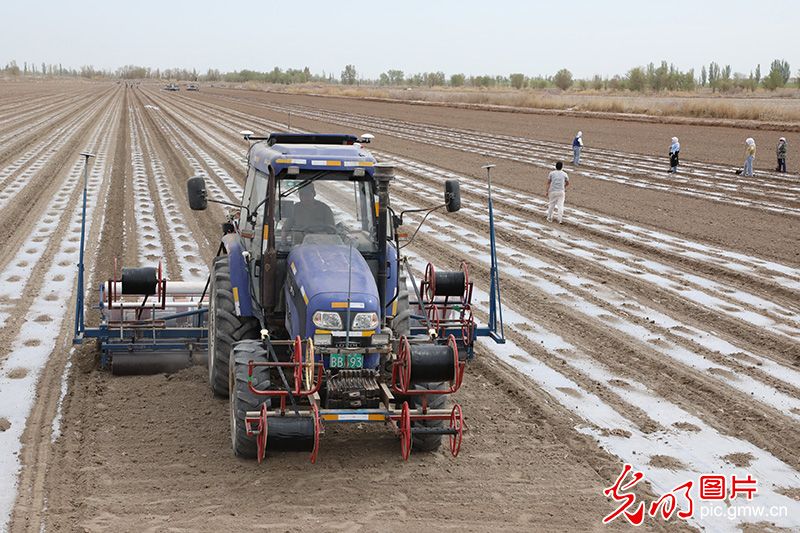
[409,382,448,452]
[208,256,260,397]
[229,340,271,459]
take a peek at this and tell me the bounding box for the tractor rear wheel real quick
[208,256,260,397]
[229,340,271,458]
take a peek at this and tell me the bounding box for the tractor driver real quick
[281,182,335,242]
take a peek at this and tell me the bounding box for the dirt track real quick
[1,81,799,531]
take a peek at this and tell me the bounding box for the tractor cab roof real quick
[268,133,358,145]
[249,133,377,178]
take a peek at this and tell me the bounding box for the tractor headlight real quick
[313,311,342,330]
[352,312,379,330]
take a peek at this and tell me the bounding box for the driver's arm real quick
[322,204,335,226]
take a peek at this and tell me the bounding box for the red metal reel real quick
[424,262,436,304]
[310,403,321,464]
[425,303,441,337]
[256,403,268,464]
[396,336,412,393]
[393,335,465,397]
[460,261,471,305]
[446,334,465,394]
[399,401,412,460]
[447,334,459,377]
[247,359,324,398]
[449,403,464,457]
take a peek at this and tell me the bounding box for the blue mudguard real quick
[222,235,254,317]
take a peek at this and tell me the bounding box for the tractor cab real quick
[234,134,389,340]
[236,135,379,256]
[187,133,400,365]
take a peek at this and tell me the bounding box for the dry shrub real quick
[249,83,800,124]
[675,101,764,121]
[582,99,627,114]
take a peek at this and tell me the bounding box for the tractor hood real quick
[287,244,379,314]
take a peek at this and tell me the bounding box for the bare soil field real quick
[196,88,800,265]
[0,80,799,531]
[236,83,800,124]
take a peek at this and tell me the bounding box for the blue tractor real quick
[186,132,504,462]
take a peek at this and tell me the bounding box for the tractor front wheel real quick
[229,340,271,458]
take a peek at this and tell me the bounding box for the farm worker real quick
[545,161,569,224]
[282,183,335,242]
[572,131,583,165]
[668,137,680,174]
[776,137,787,173]
[743,138,756,177]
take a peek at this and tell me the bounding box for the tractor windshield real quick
[276,175,377,253]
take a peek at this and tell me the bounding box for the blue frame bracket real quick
[74,152,95,341]
[482,164,505,344]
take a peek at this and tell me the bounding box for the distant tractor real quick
[185,132,505,462]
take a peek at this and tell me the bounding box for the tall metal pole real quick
[482,164,505,343]
[74,151,95,339]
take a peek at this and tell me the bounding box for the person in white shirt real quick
[545,161,569,224]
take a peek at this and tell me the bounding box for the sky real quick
[0,0,797,79]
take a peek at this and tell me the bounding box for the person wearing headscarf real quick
[668,137,680,174]
[743,138,756,177]
[776,137,787,173]
[572,131,583,165]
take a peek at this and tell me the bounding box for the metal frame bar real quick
[484,165,506,344]
[73,153,94,339]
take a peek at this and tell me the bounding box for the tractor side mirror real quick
[444,180,461,213]
[187,176,208,210]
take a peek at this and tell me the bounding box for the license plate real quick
[329,353,363,369]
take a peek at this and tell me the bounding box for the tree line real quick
[1,59,796,93]
[0,60,103,78]
[366,59,795,93]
